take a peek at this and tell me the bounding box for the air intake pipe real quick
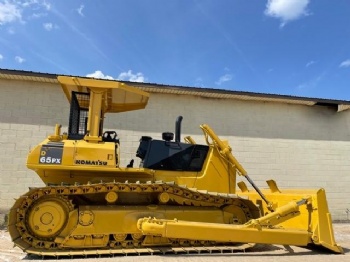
[175,116,183,143]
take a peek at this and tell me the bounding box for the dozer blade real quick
[138,188,343,254]
[307,188,343,253]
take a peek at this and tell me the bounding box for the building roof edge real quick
[1,68,349,111]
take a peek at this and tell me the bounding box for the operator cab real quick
[67,91,119,143]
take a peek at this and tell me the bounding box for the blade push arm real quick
[138,196,343,254]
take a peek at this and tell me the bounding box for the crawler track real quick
[8,181,257,257]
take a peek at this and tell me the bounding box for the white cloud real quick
[215,74,233,85]
[0,1,22,25]
[77,4,84,17]
[0,54,3,60]
[43,22,52,31]
[22,0,51,10]
[265,0,310,27]
[118,70,146,82]
[43,22,58,31]
[339,59,350,68]
[15,56,25,63]
[194,77,204,87]
[86,70,114,80]
[306,60,315,67]
[297,74,323,90]
[31,12,47,19]
[0,0,51,26]
[42,0,51,11]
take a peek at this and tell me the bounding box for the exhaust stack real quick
[175,116,183,143]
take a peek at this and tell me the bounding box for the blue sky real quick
[0,0,349,100]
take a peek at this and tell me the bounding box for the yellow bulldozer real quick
[8,76,343,256]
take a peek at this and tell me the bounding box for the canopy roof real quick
[57,76,149,113]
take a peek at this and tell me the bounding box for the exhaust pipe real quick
[175,116,183,142]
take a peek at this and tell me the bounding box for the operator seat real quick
[102,131,120,166]
[102,131,119,143]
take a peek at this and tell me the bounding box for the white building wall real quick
[1,79,350,222]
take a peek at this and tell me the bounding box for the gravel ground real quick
[0,223,349,262]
